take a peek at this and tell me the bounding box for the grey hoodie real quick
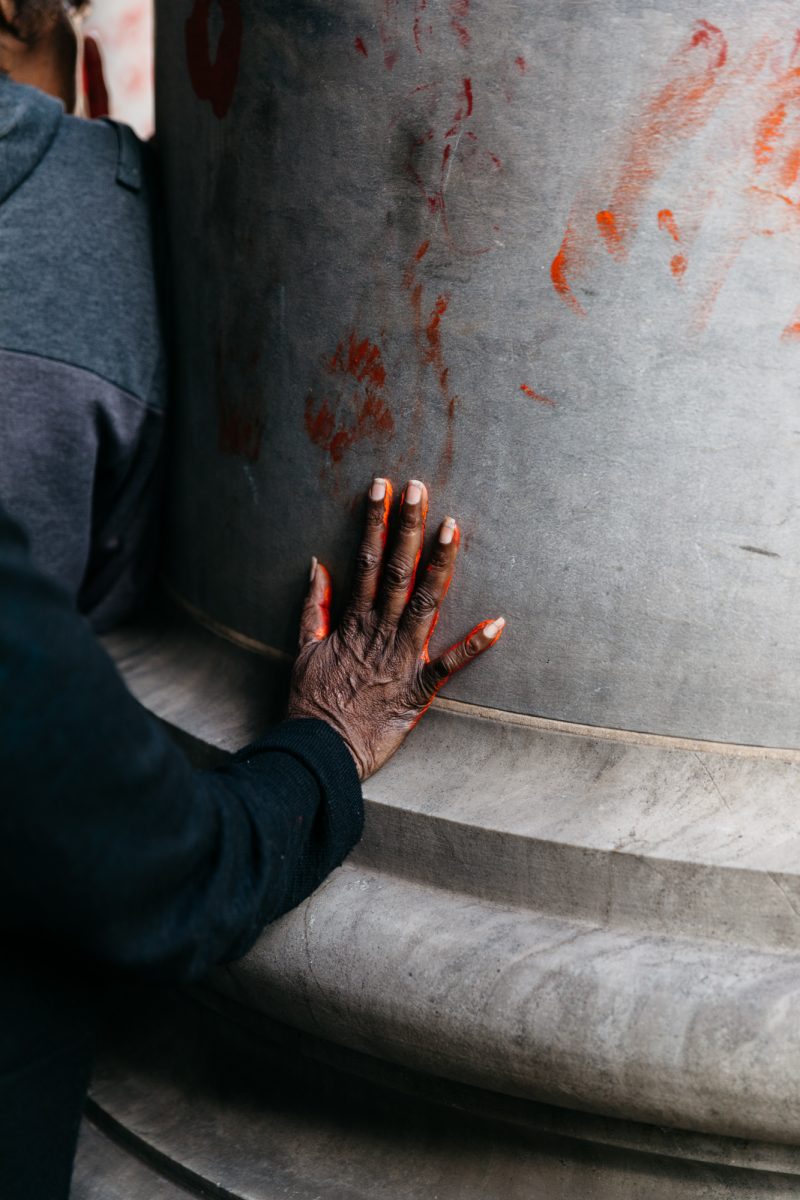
[0,77,165,630]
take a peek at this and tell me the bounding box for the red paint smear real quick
[449,0,471,49]
[329,331,387,389]
[305,332,394,465]
[515,55,527,74]
[415,239,431,261]
[595,209,626,259]
[670,253,688,277]
[520,384,555,407]
[781,145,800,188]
[781,317,800,339]
[550,225,586,316]
[605,20,729,249]
[691,19,728,69]
[185,0,242,120]
[657,208,682,242]
[403,254,458,484]
[380,0,400,71]
[551,18,731,313]
[413,0,430,54]
[754,102,787,167]
[463,77,473,117]
[354,36,368,57]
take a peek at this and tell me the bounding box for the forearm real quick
[0,506,362,980]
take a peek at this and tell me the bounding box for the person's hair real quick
[0,1,87,43]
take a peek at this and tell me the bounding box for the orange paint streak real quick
[520,384,556,407]
[550,226,586,316]
[754,102,787,167]
[604,20,729,249]
[595,209,626,259]
[780,145,800,188]
[415,239,431,262]
[657,208,682,242]
[402,252,458,485]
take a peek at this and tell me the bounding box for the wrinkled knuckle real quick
[356,548,381,575]
[432,654,453,682]
[400,508,420,532]
[383,559,410,591]
[365,506,385,529]
[406,588,437,622]
[428,547,451,572]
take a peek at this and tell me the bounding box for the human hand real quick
[287,478,505,780]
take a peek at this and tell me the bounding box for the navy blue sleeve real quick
[0,504,363,981]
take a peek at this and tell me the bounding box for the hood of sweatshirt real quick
[0,77,62,206]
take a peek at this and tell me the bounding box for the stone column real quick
[75,3,800,1196]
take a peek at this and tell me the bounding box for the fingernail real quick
[484,616,506,640]
[406,479,423,506]
[439,517,456,545]
[310,555,318,582]
[370,477,387,501]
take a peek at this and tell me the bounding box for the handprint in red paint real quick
[305,332,395,465]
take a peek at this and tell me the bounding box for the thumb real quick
[298,558,332,649]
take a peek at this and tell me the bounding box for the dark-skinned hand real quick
[288,477,505,780]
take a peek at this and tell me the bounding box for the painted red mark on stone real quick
[305,332,394,464]
[596,209,626,259]
[399,77,500,257]
[690,18,728,68]
[520,384,556,407]
[515,55,527,74]
[403,249,458,484]
[549,20,800,334]
[781,309,800,339]
[215,339,263,462]
[550,225,586,316]
[413,0,431,54]
[380,0,400,71]
[754,102,787,166]
[449,0,471,49]
[185,0,242,120]
[354,36,368,57]
[658,209,689,278]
